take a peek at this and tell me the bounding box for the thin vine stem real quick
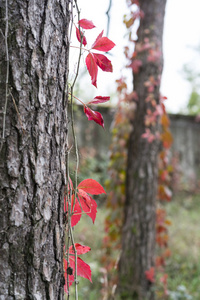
[70,45,89,52]
[66,0,85,298]
[66,1,75,299]
[69,1,84,298]
[68,92,85,106]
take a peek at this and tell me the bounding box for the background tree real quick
[118,0,167,299]
[0,1,70,298]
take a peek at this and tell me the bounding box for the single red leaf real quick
[91,30,104,49]
[76,26,87,46]
[88,96,110,105]
[77,189,92,212]
[92,37,115,52]
[69,256,92,282]
[93,53,113,72]
[65,196,82,227]
[145,267,155,283]
[78,19,95,29]
[84,106,104,128]
[69,243,91,255]
[78,178,106,194]
[71,199,82,227]
[64,258,74,294]
[78,190,97,223]
[85,53,98,87]
[129,59,142,73]
[85,198,97,223]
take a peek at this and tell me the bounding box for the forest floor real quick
[67,191,200,300]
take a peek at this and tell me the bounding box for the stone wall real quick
[72,106,200,187]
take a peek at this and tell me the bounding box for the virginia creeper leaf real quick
[65,196,82,227]
[88,96,110,105]
[78,190,97,223]
[64,258,74,294]
[64,243,92,294]
[78,178,106,194]
[69,256,92,282]
[84,197,97,223]
[145,267,155,283]
[84,106,104,128]
[77,189,92,212]
[92,36,115,52]
[93,53,113,72]
[129,59,142,73]
[69,243,91,255]
[71,199,82,227]
[78,19,95,29]
[85,53,98,87]
[161,130,173,149]
[91,30,104,49]
[76,26,87,46]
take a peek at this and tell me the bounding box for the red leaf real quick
[65,196,82,227]
[69,243,91,255]
[145,267,155,283]
[77,189,92,212]
[129,59,142,73]
[93,53,113,72]
[78,178,106,194]
[92,36,115,52]
[78,19,95,29]
[88,96,110,105]
[78,190,97,223]
[85,198,97,223]
[64,258,74,294]
[76,26,87,46]
[85,53,98,87]
[84,106,104,128]
[69,256,92,282]
[71,199,82,227]
[91,30,104,49]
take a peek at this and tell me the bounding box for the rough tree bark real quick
[0,0,70,299]
[118,0,167,299]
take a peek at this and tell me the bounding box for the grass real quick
[66,192,200,299]
[165,192,200,299]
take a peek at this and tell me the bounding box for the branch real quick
[106,0,112,37]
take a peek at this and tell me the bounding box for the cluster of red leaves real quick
[64,178,106,293]
[143,99,172,292]
[65,17,113,295]
[64,243,92,293]
[74,19,115,128]
[102,1,173,296]
[76,19,115,88]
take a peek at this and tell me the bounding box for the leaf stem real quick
[70,45,89,52]
[68,92,86,106]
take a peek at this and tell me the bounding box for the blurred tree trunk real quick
[0,0,69,298]
[118,0,167,299]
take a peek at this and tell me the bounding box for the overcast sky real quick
[71,0,200,113]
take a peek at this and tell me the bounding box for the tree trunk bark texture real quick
[0,0,70,299]
[118,1,167,299]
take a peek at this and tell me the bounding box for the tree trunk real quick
[118,1,167,299]
[0,0,70,299]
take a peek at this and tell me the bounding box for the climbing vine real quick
[102,0,173,298]
[64,1,115,298]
